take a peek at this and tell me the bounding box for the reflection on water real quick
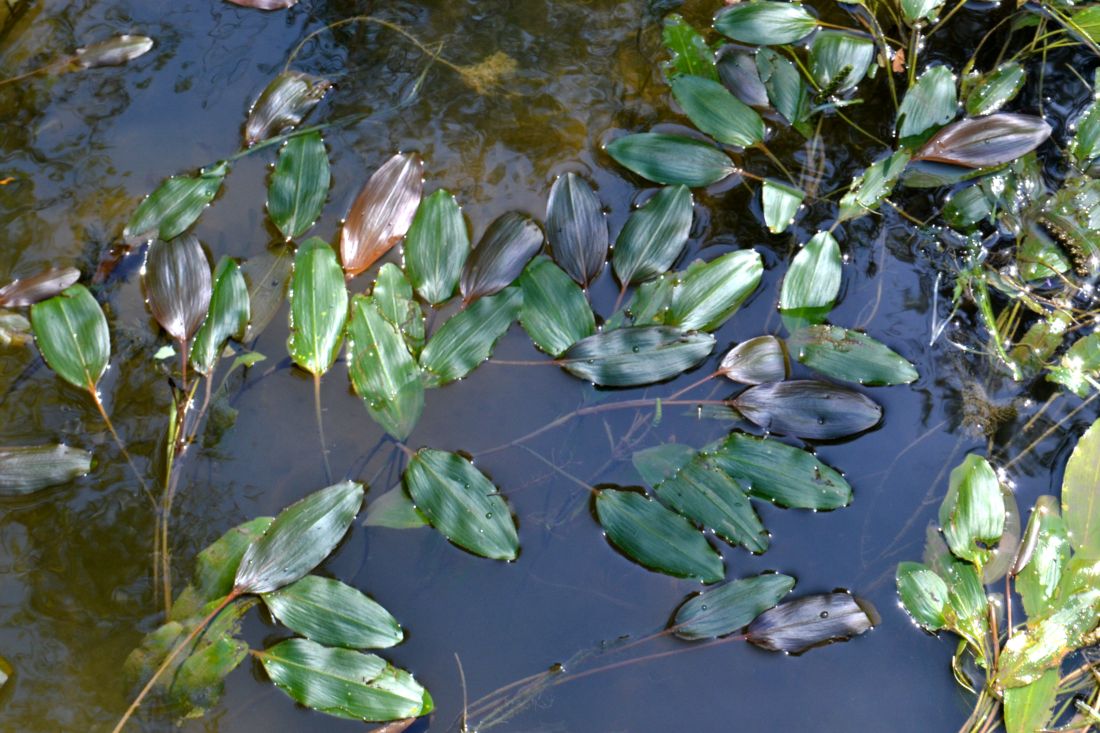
[0,1,1093,731]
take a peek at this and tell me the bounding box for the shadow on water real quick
[0,0,1095,731]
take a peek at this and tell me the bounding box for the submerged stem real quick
[314,372,333,483]
[90,389,153,505]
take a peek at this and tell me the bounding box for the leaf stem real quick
[314,372,332,483]
[90,388,153,505]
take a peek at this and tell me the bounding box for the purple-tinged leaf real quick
[460,212,544,303]
[143,235,212,344]
[244,71,331,146]
[913,114,1052,169]
[731,380,882,440]
[0,267,81,307]
[545,173,608,287]
[746,592,877,654]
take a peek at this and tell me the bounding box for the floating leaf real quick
[762,180,804,234]
[943,185,993,230]
[965,62,1025,117]
[1061,417,1100,557]
[419,287,521,387]
[633,443,697,486]
[756,49,810,130]
[168,632,248,719]
[518,256,595,357]
[719,336,789,385]
[897,66,958,143]
[144,235,212,345]
[30,285,109,391]
[938,454,1005,568]
[0,267,81,307]
[191,257,249,377]
[1004,669,1059,733]
[901,0,945,24]
[234,480,364,595]
[268,131,330,240]
[913,114,1052,168]
[560,326,714,387]
[673,573,794,640]
[228,0,298,10]
[787,325,918,386]
[667,250,762,332]
[241,245,292,342]
[606,134,735,187]
[74,35,154,68]
[717,52,770,109]
[1015,496,1069,620]
[460,212,544,303]
[671,75,765,149]
[661,14,717,81]
[838,150,911,221]
[244,70,331,146]
[172,517,273,621]
[654,452,769,552]
[745,592,876,654]
[1069,91,1100,169]
[595,488,723,582]
[263,575,403,649]
[372,264,424,356]
[404,449,518,561]
[779,231,841,329]
[0,445,93,496]
[713,432,851,509]
[364,485,428,530]
[403,190,469,305]
[339,153,423,278]
[997,587,1100,687]
[123,161,229,244]
[732,380,882,440]
[287,238,348,377]
[257,639,432,721]
[612,185,693,286]
[714,1,819,46]
[808,31,874,94]
[545,173,608,286]
[896,562,949,631]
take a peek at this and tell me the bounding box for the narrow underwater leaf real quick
[234,480,364,595]
[1069,92,1100,168]
[838,150,911,221]
[241,244,293,342]
[762,180,804,234]
[965,62,1025,117]
[714,1,819,46]
[560,326,715,387]
[403,190,469,305]
[0,445,93,496]
[0,267,80,307]
[595,488,724,582]
[1004,669,1059,733]
[144,235,212,344]
[732,380,882,440]
[779,231,841,328]
[518,256,595,357]
[654,452,769,552]
[943,184,993,230]
[372,264,425,356]
[339,153,423,278]
[364,485,428,529]
[713,432,852,509]
[268,131,330,240]
[74,35,154,68]
[1017,230,1070,281]
[997,587,1100,687]
[545,173,608,286]
[612,185,693,286]
[787,325,918,386]
[404,449,519,561]
[419,287,521,387]
[257,639,433,721]
[263,575,403,649]
[633,443,697,487]
[1061,417,1100,557]
[30,285,109,391]
[901,0,945,24]
[719,336,788,385]
[168,632,248,719]
[606,134,735,188]
[745,592,876,654]
[347,295,423,440]
[191,257,249,376]
[673,573,795,640]
[896,562,949,631]
[460,212,544,303]
[287,238,347,376]
[717,52,769,109]
[123,161,229,244]
[244,70,331,146]
[666,250,762,332]
[938,454,1005,568]
[897,66,958,143]
[1011,310,1070,380]
[808,31,874,94]
[756,49,810,129]
[171,517,273,621]
[0,656,10,691]
[913,114,1052,168]
[0,310,31,347]
[661,14,717,82]
[605,276,673,330]
[1015,496,1069,621]
[671,75,765,149]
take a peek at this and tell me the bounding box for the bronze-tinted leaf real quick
[339,153,424,278]
[244,71,331,146]
[460,212,544,303]
[731,380,882,440]
[746,592,877,654]
[143,236,212,344]
[74,35,154,68]
[0,267,80,307]
[228,0,297,7]
[913,114,1052,169]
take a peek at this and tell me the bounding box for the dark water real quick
[0,1,1095,731]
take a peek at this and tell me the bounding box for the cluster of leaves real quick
[897,420,1100,732]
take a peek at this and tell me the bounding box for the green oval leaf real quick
[287,238,348,377]
[901,0,945,24]
[190,257,249,377]
[404,449,519,561]
[667,250,762,332]
[896,561,949,631]
[671,75,765,149]
[263,575,403,649]
[123,161,229,244]
[673,573,795,640]
[719,335,789,385]
[606,134,735,187]
[965,62,1025,117]
[560,326,715,387]
[545,173,608,287]
[241,244,293,342]
[714,1,818,46]
[633,443,697,486]
[732,380,882,440]
[756,49,810,129]
[171,517,273,622]
[913,114,1052,169]
[339,153,423,278]
[838,150,911,222]
[1015,496,1069,620]
[234,480,364,594]
[1004,669,1059,733]
[372,264,425,357]
[244,70,331,146]
[404,190,470,305]
[808,31,875,94]
[779,231,841,329]
[787,325,918,386]
[762,179,804,234]
[268,131,330,240]
[938,454,1005,568]
[419,287,521,387]
[1062,417,1100,557]
[1069,90,1100,169]
[713,432,851,509]
[997,587,1100,687]
[897,66,958,144]
[746,592,875,654]
[661,13,717,82]
[612,185,693,286]
[0,444,93,496]
[595,488,724,582]
[518,256,595,357]
[257,638,432,721]
[461,212,544,303]
[30,284,109,391]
